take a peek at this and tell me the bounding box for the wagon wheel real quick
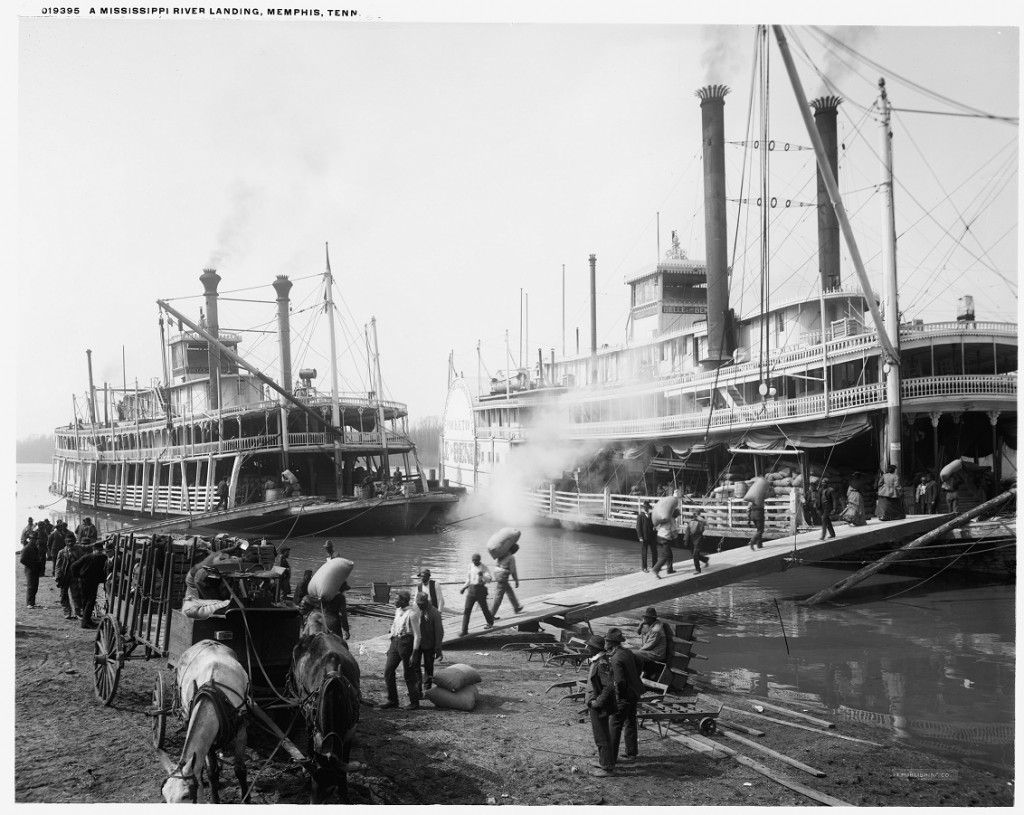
[699,716,717,736]
[93,615,124,706]
[151,671,170,749]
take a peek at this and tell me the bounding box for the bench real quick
[640,622,709,696]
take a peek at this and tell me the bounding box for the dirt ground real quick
[14,562,1013,806]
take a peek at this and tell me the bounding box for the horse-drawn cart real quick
[93,532,361,803]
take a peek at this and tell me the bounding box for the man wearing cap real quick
[491,542,524,618]
[381,589,422,710]
[635,501,657,573]
[583,634,617,777]
[414,568,445,613]
[605,628,644,763]
[75,517,98,546]
[634,608,668,676]
[817,478,838,540]
[70,542,108,629]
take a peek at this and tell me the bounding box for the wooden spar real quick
[731,755,852,807]
[719,728,826,777]
[716,719,766,737]
[156,299,347,439]
[802,487,1016,606]
[771,25,897,364]
[753,700,835,729]
[722,706,883,747]
[248,703,307,764]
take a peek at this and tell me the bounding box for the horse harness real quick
[165,678,248,790]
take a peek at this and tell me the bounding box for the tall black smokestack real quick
[589,253,597,358]
[200,268,222,409]
[272,275,294,395]
[811,96,843,291]
[696,85,732,367]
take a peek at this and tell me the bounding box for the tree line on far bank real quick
[17,418,443,468]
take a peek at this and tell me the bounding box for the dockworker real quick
[687,510,711,573]
[54,536,83,619]
[20,516,35,548]
[459,553,495,636]
[941,476,960,514]
[293,569,314,606]
[635,500,657,573]
[381,590,422,711]
[605,627,644,764]
[633,607,668,676]
[281,469,300,497]
[323,539,337,561]
[215,477,229,510]
[875,464,905,521]
[413,568,445,612]
[274,546,292,598]
[915,474,936,515]
[20,531,47,609]
[748,501,765,551]
[583,634,616,777]
[47,520,72,566]
[75,517,98,546]
[924,472,939,513]
[818,478,838,540]
[652,507,677,579]
[490,542,524,618]
[300,581,351,639]
[71,542,109,628]
[415,592,445,691]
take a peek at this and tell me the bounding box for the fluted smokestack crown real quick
[810,96,843,292]
[273,275,294,397]
[200,268,222,409]
[697,84,732,367]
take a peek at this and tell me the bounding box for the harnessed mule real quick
[160,641,250,804]
[290,610,362,803]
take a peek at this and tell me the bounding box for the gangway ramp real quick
[361,514,949,654]
[108,496,316,536]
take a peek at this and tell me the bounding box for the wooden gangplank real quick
[112,496,316,535]
[360,515,948,654]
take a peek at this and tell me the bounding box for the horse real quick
[159,640,250,804]
[290,609,363,803]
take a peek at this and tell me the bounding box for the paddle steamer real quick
[51,253,458,537]
[440,29,1017,540]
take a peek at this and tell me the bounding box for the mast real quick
[369,317,390,473]
[86,349,98,425]
[324,243,344,495]
[879,78,903,473]
[771,25,898,363]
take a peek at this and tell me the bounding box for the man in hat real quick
[635,501,657,573]
[71,542,108,629]
[605,628,644,763]
[687,511,711,574]
[323,539,337,561]
[20,516,35,548]
[818,478,838,540]
[459,553,495,636]
[381,589,422,710]
[215,476,229,510]
[583,634,616,777]
[634,608,668,676]
[414,591,445,691]
[75,517,98,546]
[19,530,47,609]
[54,533,84,619]
[413,568,445,612]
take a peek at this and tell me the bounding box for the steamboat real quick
[51,250,459,537]
[440,27,1017,546]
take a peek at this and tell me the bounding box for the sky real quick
[10,3,1021,443]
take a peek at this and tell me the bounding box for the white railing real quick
[902,375,1017,399]
[529,486,801,534]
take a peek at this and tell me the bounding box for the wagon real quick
[91,532,302,750]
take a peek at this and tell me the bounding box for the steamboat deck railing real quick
[525,485,804,538]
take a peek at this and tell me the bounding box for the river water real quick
[17,463,1014,775]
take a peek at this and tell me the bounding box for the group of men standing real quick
[380,570,445,711]
[19,515,107,628]
[635,500,710,578]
